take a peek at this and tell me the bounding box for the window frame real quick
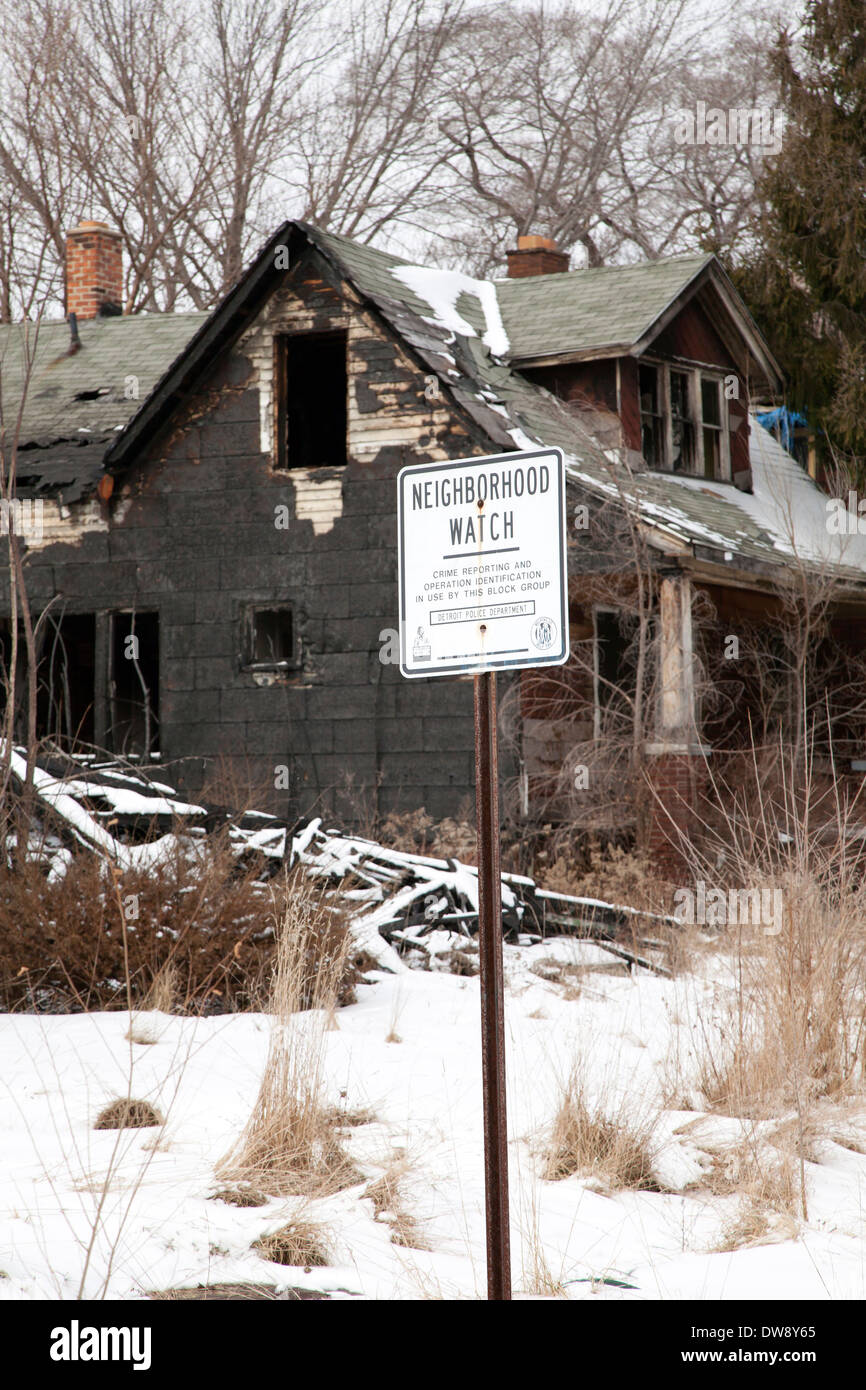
[240,603,299,674]
[273,328,349,474]
[639,359,730,480]
[107,608,160,757]
[638,362,666,471]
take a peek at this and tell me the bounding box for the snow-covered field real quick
[2,937,866,1302]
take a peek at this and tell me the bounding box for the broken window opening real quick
[639,362,728,479]
[593,607,640,740]
[701,377,723,479]
[669,369,695,473]
[275,330,348,472]
[242,606,296,671]
[0,611,96,750]
[108,611,159,756]
[639,364,664,470]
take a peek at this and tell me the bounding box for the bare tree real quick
[186,0,328,297]
[430,0,700,271]
[425,0,784,273]
[287,0,464,248]
[0,315,49,854]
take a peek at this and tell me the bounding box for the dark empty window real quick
[594,607,640,739]
[639,364,664,470]
[1,612,96,748]
[244,607,295,669]
[595,610,636,700]
[670,370,695,473]
[109,612,159,756]
[39,613,96,747]
[276,331,347,471]
[701,377,723,479]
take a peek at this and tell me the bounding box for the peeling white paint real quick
[259,379,272,456]
[291,466,344,535]
[23,498,107,553]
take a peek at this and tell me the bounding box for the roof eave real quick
[632,258,784,393]
[509,342,635,369]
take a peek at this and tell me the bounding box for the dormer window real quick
[638,361,729,479]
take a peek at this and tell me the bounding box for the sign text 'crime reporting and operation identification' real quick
[398,447,569,677]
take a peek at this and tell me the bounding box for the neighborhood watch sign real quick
[398,447,569,678]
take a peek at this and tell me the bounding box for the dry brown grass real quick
[364,1159,429,1250]
[94,1098,162,1130]
[711,1137,801,1251]
[385,985,404,1044]
[125,964,179,1042]
[140,962,180,1015]
[688,744,866,1110]
[707,1134,799,1205]
[217,879,360,1197]
[715,1202,799,1252]
[211,1187,269,1208]
[677,871,866,1223]
[694,878,866,1124]
[253,1219,331,1269]
[376,806,477,864]
[663,748,866,1228]
[0,823,361,1014]
[543,840,671,915]
[325,1104,376,1128]
[543,1067,659,1190]
[517,1184,568,1298]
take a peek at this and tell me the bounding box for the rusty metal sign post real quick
[397,447,569,1301]
[474,667,511,1298]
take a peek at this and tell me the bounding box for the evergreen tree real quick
[733,1,866,462]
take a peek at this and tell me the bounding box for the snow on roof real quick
[561,419,866,583]
[390,264,510,357]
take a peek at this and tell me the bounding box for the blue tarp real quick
[755,406,808,454]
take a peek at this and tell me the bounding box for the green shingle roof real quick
[0,220,825,580]
[495,254,713,360]
[0,311,207,447]
[306,225,864,584]
[311,230,715,362]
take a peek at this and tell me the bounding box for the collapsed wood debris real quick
[4,747,678,976]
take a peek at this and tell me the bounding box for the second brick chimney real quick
[506,234,570,278]
[65,219,123,319]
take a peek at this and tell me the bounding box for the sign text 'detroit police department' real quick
[398,447,569,678]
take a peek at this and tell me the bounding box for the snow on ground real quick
[2,939,866,1301]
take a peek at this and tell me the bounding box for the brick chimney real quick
[65,219,123,319]
[506,234,569,278]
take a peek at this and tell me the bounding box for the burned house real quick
[4,219,866,855]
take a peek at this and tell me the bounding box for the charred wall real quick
[1,246,507,823]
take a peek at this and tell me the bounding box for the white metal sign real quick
[398,447,569,678]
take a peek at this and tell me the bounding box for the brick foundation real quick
[646,750,707,877]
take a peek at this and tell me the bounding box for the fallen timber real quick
[5,747,679,976]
